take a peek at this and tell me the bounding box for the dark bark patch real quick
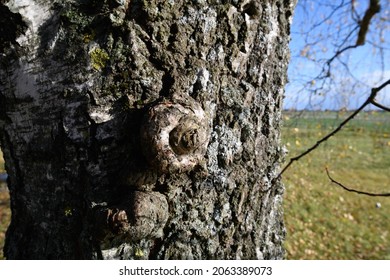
[0,5,27,53]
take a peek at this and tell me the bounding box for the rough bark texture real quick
[0,0,295,259]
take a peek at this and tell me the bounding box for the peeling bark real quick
[0,0,295,259]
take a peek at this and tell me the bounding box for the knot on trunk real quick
[140,99,210,174]
[94,191,169,243]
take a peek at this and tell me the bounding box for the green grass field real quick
[0,110,389,259]
[282,110,390,259]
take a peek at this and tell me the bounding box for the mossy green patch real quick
[90,48,109,71]
[83,31,95,43]
[60,6,94,29]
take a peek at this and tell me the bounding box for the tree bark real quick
[0,0,295,259]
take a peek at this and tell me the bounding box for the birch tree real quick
[0,0,295,259]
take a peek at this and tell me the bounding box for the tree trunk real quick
[0,0,295,259]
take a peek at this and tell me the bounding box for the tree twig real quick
[325,168,390,197]
[371,100,390,112]
[278,78,390,178]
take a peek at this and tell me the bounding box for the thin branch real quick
[371,100,390,112]
[278,102,363,177]
[305,0,347,34]
[356,0,381,46]
[326,45,358,68]
[298,0,383,99]
[326,168,390,197]
[278,78,390,178]
[336,25,360,50]
[351,0,361,23]
[369,79,390,99]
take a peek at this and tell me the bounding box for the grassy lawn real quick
[282,111,390,259]
[0,110,389,259]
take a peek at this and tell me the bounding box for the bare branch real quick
[326,168,390,197]
[356,0,381,46]
[278,78,390,178]
[371,100,390,112]
[325,45,358,72]
[351,0,361,22]
[304,0,348,34]
[291,0,386,107]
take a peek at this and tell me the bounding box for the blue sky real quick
[284,0,390,110]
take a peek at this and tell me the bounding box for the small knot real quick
[169,117,201,155]
[140,99,210,174]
